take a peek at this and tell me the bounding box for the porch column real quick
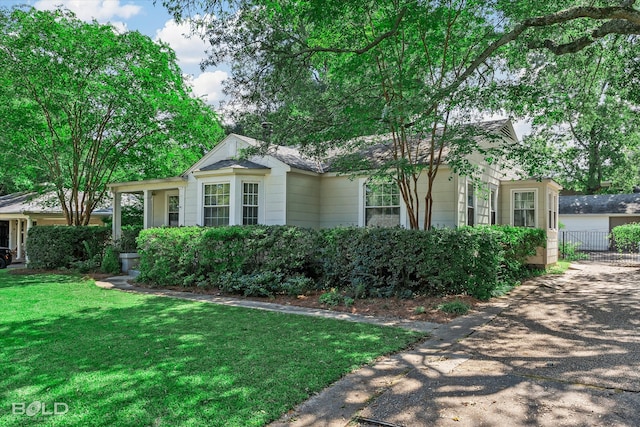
[178,187,186,226]
[112,191,122,240]
[8,219,14,253]
[16,219,23,260]
[143,190,153,229]
[25,218,32,263]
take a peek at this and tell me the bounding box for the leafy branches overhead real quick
[162,0,640,226]
[0,6,223,222]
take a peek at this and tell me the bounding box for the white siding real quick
[286,172,321,227]
[559,215,609,233]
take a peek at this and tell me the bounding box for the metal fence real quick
[560,231,640,265]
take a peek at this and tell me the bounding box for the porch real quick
[108,177,187,240]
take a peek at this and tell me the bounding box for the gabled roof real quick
[199,159,270,171]
[0,191,111,215]
[229,134,326,173]
[559,194,640,215]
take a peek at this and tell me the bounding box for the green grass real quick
[546,260,571,275]
[0,270,424,427]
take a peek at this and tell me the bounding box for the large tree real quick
[501,26,640,193]
[163,0,640,228]
[0,6,224,223]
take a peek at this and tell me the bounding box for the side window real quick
[548,192,558,229]
[242,182,259,225]
[490,188,497,225]
[467,183,475,226]
[513,191,535,227]
[365,181,400,227]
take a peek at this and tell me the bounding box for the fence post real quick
[561,231,565,259]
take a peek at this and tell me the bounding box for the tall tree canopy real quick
[163,0,640,228]
[506,35,640,194]
[0,6,224,224]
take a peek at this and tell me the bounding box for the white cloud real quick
[34,0,142,22]
[190,70,228,105]
[155,18,209,70]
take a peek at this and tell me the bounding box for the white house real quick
[108,119,561,266]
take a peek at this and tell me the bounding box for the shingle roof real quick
[559,194,640,215]
[230,134,326,173]
[199,159,270,171]
[0,191,111,215]
[229,119,515,174]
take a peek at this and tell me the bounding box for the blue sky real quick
[2,0,228,107]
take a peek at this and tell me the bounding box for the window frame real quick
[512,189,537,228]
[242,181,260,225]
[167,194,180,227]
[466,182,476,226]
[203,182,231,227]
[548,191,558,230]
[489,186,498,225]
[362,179,402,228]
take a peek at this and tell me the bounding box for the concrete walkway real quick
[96,262,640,426]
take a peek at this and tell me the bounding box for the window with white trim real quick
[467,183,475,226]
[203,183,230,226]
[513,191,535,227]
[490,188,497,225]
[242,182,259,225]
[168,195,179,227]
[548,192,558,229]
[365,181,400,227]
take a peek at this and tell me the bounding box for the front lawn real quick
[0,271,424,427]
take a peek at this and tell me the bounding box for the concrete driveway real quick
[274,261,640,427]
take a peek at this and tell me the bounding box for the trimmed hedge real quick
[137,226,320,289]
[137,225,546,300]
[610,223,640,253]
[26,226,111,270]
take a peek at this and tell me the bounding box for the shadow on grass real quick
[0,279,422,427]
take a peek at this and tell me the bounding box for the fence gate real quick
[560,231,640,265]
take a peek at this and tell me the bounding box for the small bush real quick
[437,300,471,315]
[559,241,589,261]
[319,289,343,307]
[610,223,640,253]
[101,246,121,275]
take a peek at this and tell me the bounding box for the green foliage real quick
[137,225,545,301]
[101,246,121,275]
[26,226,111,270]
[437,300,470,315]
[559,241,589,261]
[610,223,640,253]
[0,6,223,224]
[116,225,143,253]
[136,226,320,288]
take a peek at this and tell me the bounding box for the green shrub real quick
[101,246,121,275]
[610,223,640,253]
[137,225,319,288]
[26,226,111,270]
[116,225,143,253]
[136,224,545,301]
[437,300,471,315]
[559,241,589,261]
